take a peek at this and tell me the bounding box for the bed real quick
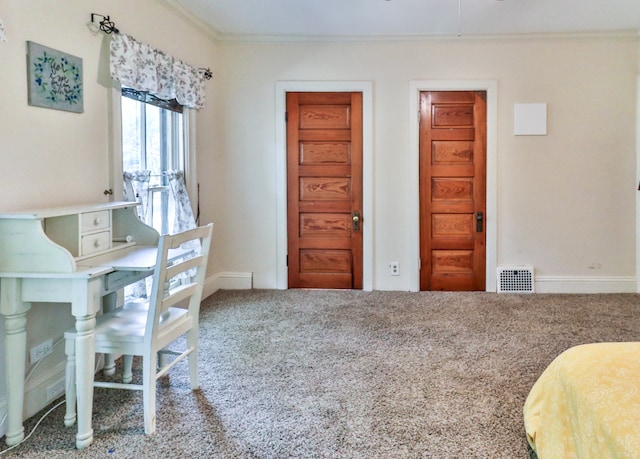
[524,342,640,458]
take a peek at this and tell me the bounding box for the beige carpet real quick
[4,289,640,458]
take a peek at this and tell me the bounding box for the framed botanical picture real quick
[27,41,83,113]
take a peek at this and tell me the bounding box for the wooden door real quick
[287,92,363,289]
[419,91,486,291]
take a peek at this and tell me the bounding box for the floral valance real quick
[0,16,7,41]
[110,33,205,109]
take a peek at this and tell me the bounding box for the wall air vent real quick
[497,267,534,293]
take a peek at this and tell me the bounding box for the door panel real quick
[420,91,486,291]
[299,105,351,129]
[301,142,350,164]
[300,177,351,201]
[300,214,351,238]
[287,92,363,289]
[300,250,352,273]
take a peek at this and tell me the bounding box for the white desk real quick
[0,202,159,449]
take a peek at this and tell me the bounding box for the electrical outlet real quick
[30,338,53,364]
[390,262,400,276]
[45,378,66,403]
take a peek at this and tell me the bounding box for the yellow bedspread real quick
[524,342,640,459]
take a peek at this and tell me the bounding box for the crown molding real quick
[215,29,640,45]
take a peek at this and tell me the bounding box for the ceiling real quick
[174,0,640,40]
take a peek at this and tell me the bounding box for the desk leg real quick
[73,314,96,449]
[1,278,30,447]
[4,312,28,446]
[71,278,101,450]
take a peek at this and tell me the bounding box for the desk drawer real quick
[105,270,151,293]
[81,230,111,256]
[81,211,110,233]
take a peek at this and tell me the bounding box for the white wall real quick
[0,0,218,429]
[215,35,639,292]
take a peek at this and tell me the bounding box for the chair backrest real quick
[144,223,213,343]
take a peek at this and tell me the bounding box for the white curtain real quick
[123,170,197,234]
[110,33,206,109]
[123,170,151,224]
[123,170,199,296]
[122,171,152,298]
[166,171,200,279]
[167,171,197,235]
[0,16,7,41]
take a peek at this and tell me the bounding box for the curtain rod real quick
[91,13,119,34]
[90,13,213,80]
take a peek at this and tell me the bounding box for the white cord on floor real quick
[0,399,66,455]
[0,337,65,429]
[0,336,106,454]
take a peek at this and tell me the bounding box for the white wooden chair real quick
[64,223,213,435]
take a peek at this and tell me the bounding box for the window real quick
[121,88,185,235]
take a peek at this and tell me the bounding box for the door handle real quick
[476,212,484,232]
[352,212,361,232]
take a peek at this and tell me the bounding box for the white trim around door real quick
[275,81,374,291]
[636,75,640,293]
[408,80,498,292]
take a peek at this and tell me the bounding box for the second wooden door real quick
[419,91,487,291]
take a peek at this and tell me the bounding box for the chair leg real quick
[103,354,117,376]
[123,355,134,383]
[142,352,157,435]
[124,352,164,383]
[63,333,77,427]
[187,329,199,390]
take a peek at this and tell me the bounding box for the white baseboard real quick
[534,276,637,293]
[200,272,636,295]
[203,271,253,299]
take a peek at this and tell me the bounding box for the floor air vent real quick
[497,267,534,293]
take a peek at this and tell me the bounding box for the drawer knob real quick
[93,218,102,226]
[94,239,101,248]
